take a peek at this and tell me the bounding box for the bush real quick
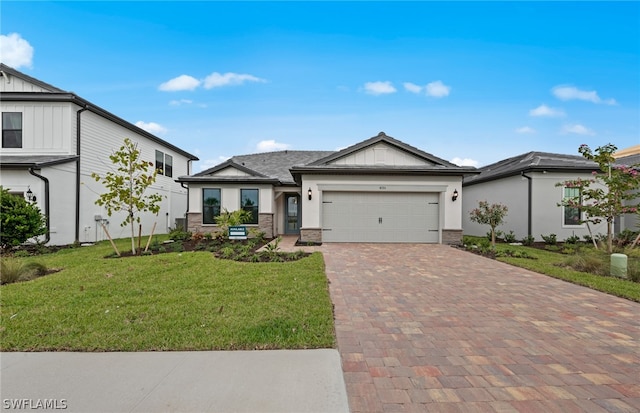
[0,187,47,249]
[503,231,517,243]
[565,234,581,244]
[521,235,535,246]
[1,259,48,284]
[168,228,191,241]
[560,253,607,276]
[541,233,557,245]
[614,229,638,247]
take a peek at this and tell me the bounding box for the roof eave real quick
[463,166,601,186]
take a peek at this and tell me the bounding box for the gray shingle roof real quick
[0,155,79,168]
[463,151,599,186]
[191,150,334,184]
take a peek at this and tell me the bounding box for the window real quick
[155,150,164,175]
[155,150,173,177]
[165,154,173,178]
[2,112,22,148]
[563,187,582,226]
[203,188,221,224]
[241,189,259,224]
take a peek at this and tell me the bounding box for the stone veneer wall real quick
[300,228,322,243]
[258,213,274,239]
[442,229,463,245]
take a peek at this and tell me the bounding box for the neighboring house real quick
[614,145,640,234]
[461,151,610,242]
[0,64,198,246]
[178,132,476,244]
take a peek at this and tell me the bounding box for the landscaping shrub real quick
[541,233,557,245]
[168,228,192,241]
[503,231,517,243]
[560,253,607,276]
[1,259,48,284]
[0,186,47,249]
[564,234,581,244]
[521,235,535,246]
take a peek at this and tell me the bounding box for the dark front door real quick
[285,194,301,234]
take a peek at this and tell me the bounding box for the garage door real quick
[322,192,439,243]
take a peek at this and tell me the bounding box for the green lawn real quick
[486,242,640,303]
[0,239,335,351]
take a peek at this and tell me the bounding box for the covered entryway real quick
[321,192,439,243]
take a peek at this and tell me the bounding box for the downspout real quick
[28,167,51,244]
[75,104,89,243]
[521,171,532,238]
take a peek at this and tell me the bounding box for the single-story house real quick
[461,150,636,242]
[178,132,477,244]
[0,63,199,245]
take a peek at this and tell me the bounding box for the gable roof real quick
[0,64,198,161]
[290,132,476,182]
[463,151,599,186]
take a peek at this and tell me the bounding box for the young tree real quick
[469,201,509,247]
[0,186,47,249]
[91,138,164,255]
[557,143,640,253]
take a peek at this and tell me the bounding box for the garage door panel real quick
[322,192,439,243]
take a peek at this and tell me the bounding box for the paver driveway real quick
[323,243,640,413]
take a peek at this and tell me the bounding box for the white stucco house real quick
[178,132,477,244]
[461,151,617,242]
[0,63,199,245]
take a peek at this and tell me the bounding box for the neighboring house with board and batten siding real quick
[0,63,198,246]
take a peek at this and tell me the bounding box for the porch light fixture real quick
[26,187,36,203]
[451,189,459,202]
[308,188,312,200]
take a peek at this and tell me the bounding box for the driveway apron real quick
[323,243,640,413]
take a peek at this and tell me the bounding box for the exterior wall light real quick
[308,188,312,200]
[451,189,459,202]
[26,186,36,203]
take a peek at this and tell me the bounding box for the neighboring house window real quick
[563,187,582,226]
[241,189,259,225]
[155,151,173,177]
[203,188,221,224]
[164,154,173,178]
[2,112,22,148]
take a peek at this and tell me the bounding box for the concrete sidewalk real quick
[1,349,349,413]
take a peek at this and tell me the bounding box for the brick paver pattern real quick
[323,244,640,413]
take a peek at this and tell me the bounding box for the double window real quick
[155,150,173,177]
[2,112,22,148]
[203,189,221,224]
[241,189,259,224]
[563,187,582,226]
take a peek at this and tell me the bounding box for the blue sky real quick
[2,1,638,172]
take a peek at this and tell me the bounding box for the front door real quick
[284,194,301,234]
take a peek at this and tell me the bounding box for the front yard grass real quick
[0,238,335,351]
[485,242,640,303]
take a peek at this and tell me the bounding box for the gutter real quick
[521,171,532,238]
[76,104,89,244]
[28,167,51,244]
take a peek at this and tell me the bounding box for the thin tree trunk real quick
[607,221,613,253]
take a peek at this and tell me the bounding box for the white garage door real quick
[322,192,440,243]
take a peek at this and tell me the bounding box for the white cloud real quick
[403,82,422,94]
[529,104,565,117]
[203,72,265,89]
[0,33,34,69]
[515,126,536,134]
[159,75,200,91]
[256,139,291,152]
[450,157,479,167]
[135,121,168,135]
[364,81,397,95]
[425,80,451,98]
[562,124,595,136]
[552,85,616,105]
[169,99,193,106]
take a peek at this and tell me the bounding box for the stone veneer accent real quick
[442,229,463,245]
[258,213,274,239]
[300,228,322,244]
